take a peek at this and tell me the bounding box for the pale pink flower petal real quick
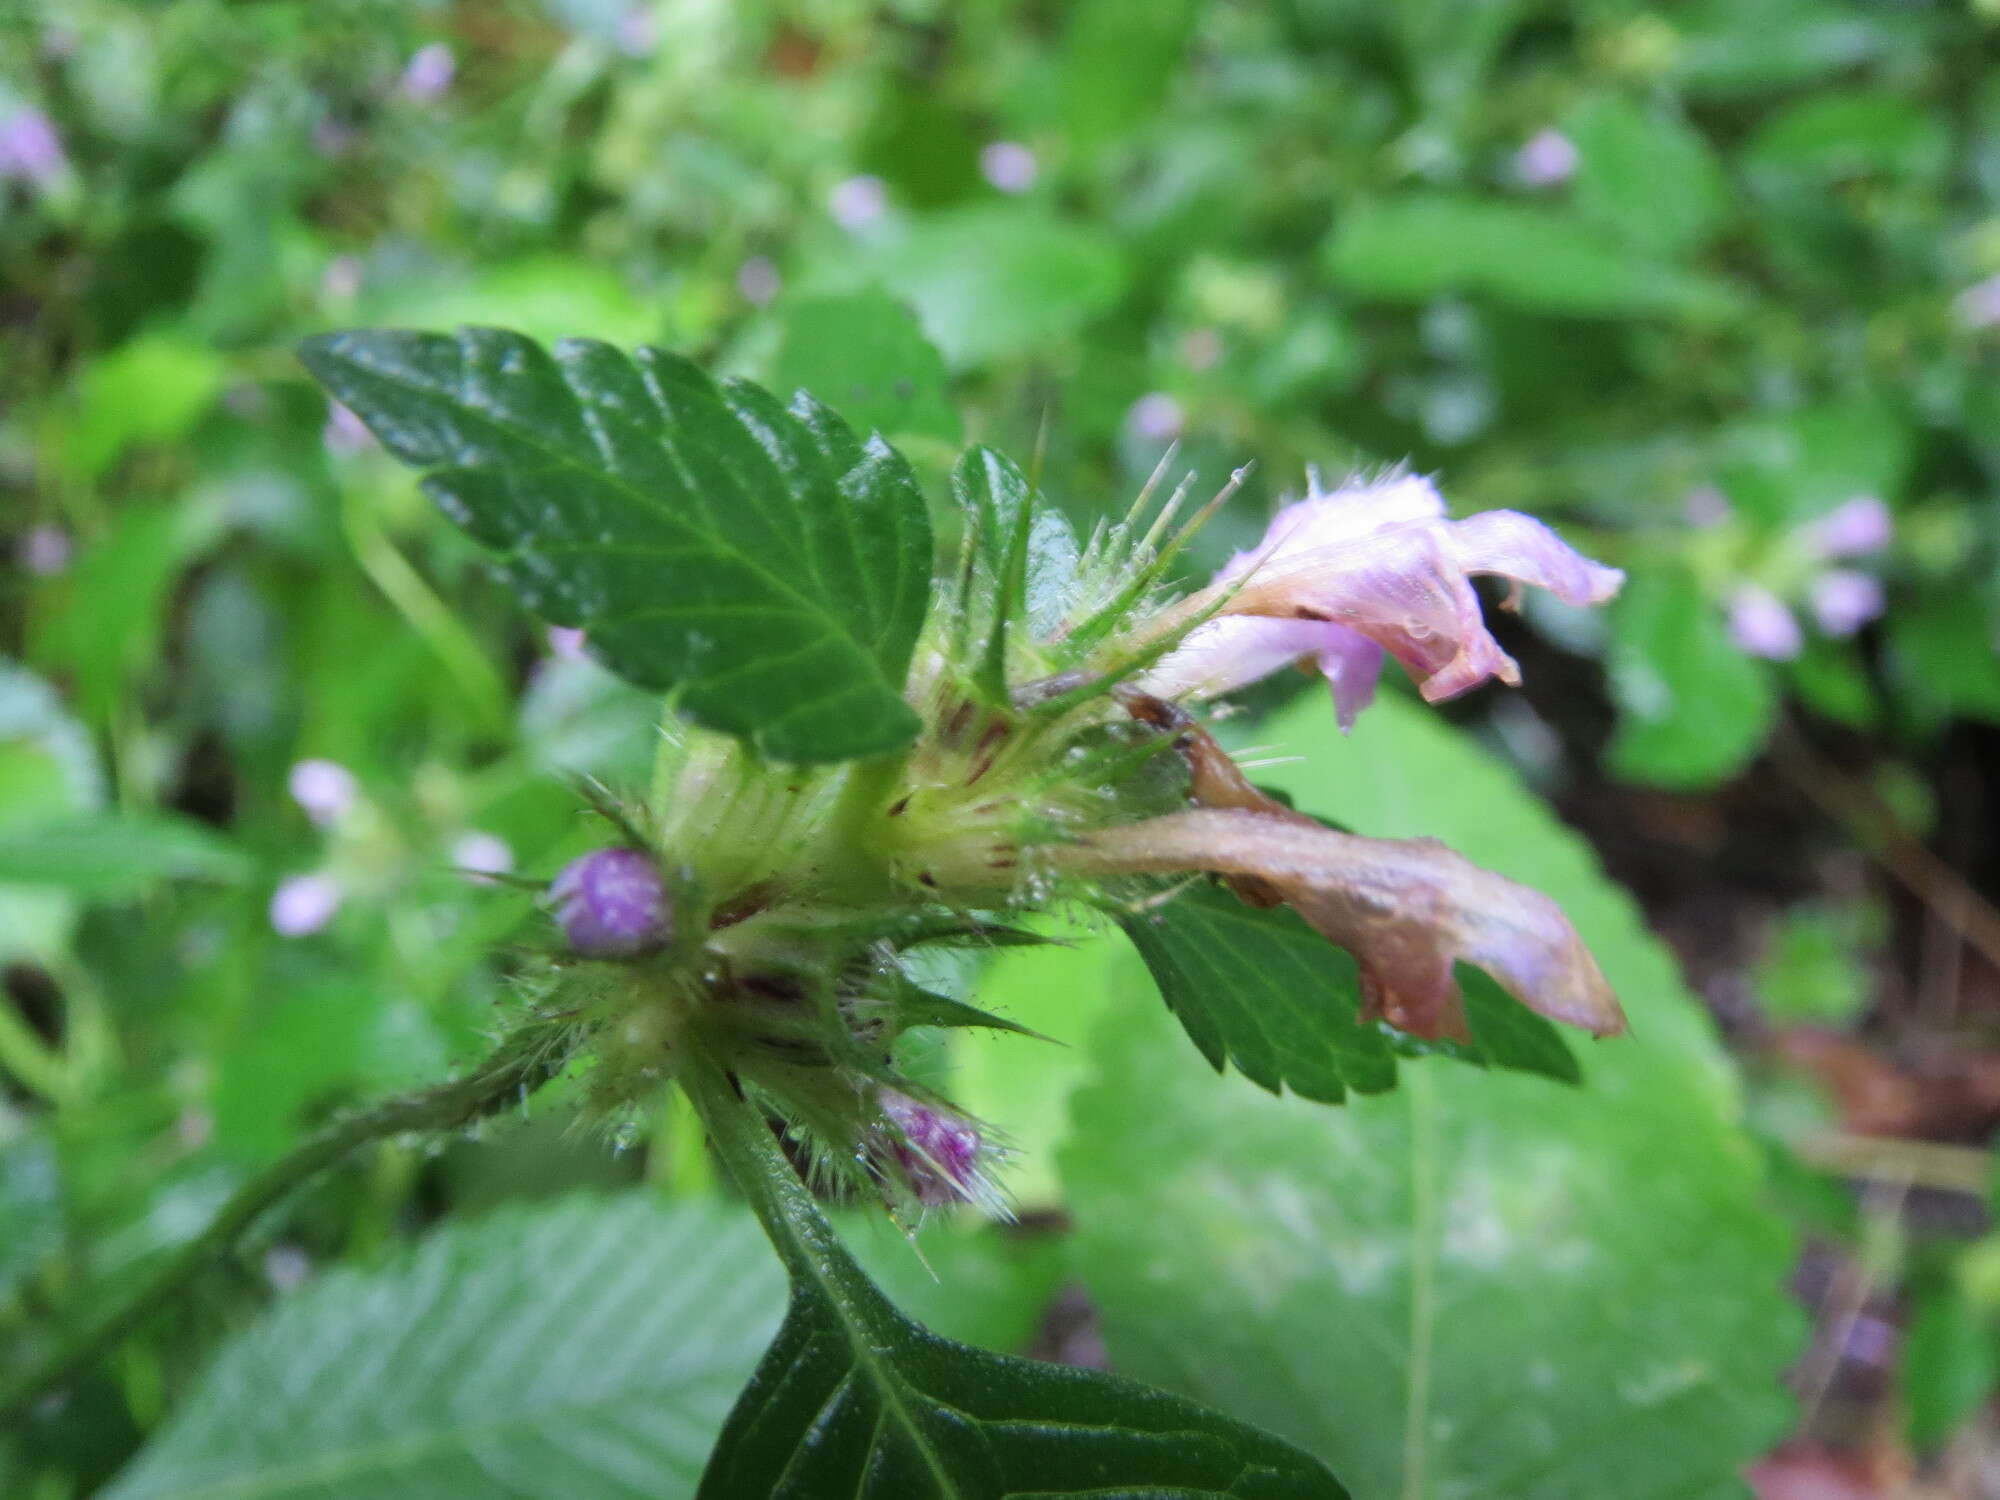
[1142,617,1386,730]
[1800,495,1892,559]
[452,831,514,882]
[270,874,342,937]
[979,141,1037,195]
[1513,128,1579,189]
[287,759,357,828]
[1809,569,1884,638]
[1727,584,1804,661]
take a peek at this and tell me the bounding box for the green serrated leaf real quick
[1062,693,1802,1500]
[298,328,934,764]
[103,1196,788,1500]
[689,1057,1346,1500]
[1115,880,1393,1104]
[773,290,961,444]
[0,814,249,897]
[1116,881,1575,1103]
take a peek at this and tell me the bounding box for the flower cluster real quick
[535,465,1628,1215]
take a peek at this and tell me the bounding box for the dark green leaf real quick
[298,328,934,764]
[1607,568,1775,788]
[773,290,961,444]
[1115,880,1393,1104]
[1116,882,1576,1103]
[696,1069,1347,1500]
[0,814,249,897]
[1566,95,1725,257]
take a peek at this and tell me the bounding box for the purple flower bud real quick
[550,847,672,957]
[877,1089,984,1206]
[828,174,887,232]
[1800,495,1892,559]
[1954,274,2000,333]
[18,524,71,576]
[1726,584,1804,661]
[1809,569,1884,638]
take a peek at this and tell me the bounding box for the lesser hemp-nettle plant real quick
[11,325,1633,1498]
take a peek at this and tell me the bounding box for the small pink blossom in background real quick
[270,873,343,937]
[1808,569,1884,638]
[0,107,66,188]
[322,255,363,303]
[19,524,71,576]
[1799,494,1891,558]
[1512,128,1578,189]
[828,174,887,232]
[1180,327,1224,372]
[1126,392,1185,444]
[452,831,515,883]
[735,255,781,306]
[547,625,588,660]
[400,43,456,103]
[1727,583,1804,661]
[1683,484,1732,529]
[615,6,657,57]
[979,141,1037,195]
[263,1245,312,1293]
[323,401,374,455]
[1953,273,2000,332]
[288,759,358,828]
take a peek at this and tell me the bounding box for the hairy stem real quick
[0,1014,579,1424]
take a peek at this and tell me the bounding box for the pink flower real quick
[1143,474,1623,729]
[979,141,1038,195]
[0,108,66,189]
[1800,495,1892,559]
[1809,569,1884,638]
[1513,128,1579,189]
[270,874,343,937]
[287,759,357,828]
[399,43,456,102]
[1726,584,1804,661]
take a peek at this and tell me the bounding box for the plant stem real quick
[0,1014,578,1425]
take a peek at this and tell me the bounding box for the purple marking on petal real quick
[1316,628,1385,732]
[1809,569,1885,638]
[550,847,672,957]
[1727,584,1804,661]
[1800,495,1892,559]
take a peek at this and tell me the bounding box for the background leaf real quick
[0,814,249,897]
[299,328,934,764]
[771,290,961,445]
[1607,568,1777,788]
[1061,694,1802,1499]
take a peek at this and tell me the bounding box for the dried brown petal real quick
[1062,806,1625,1043]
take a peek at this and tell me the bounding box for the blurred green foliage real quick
[6,0,2000,1492]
